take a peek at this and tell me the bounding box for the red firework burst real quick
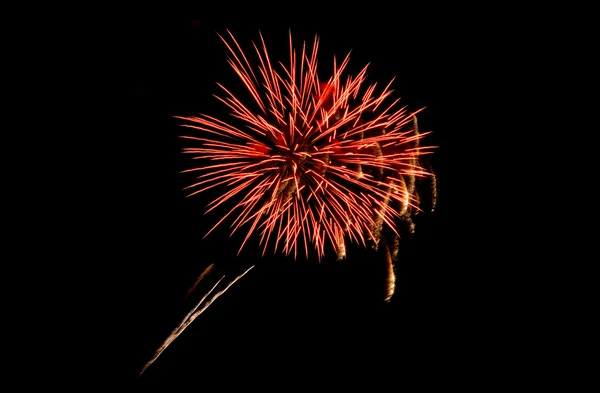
[178,29,436,260]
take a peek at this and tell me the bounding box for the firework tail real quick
[380,237,396,302]
[138,264,255,376]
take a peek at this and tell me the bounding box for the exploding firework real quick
[179,29,436,261]
[139,29,436,376]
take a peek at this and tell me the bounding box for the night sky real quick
[84,16,486,389]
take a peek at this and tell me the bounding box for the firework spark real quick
[178,29,436,261]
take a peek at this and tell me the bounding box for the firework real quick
[179,29,436,261]
[139,29,436,376]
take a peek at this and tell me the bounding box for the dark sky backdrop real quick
[88,16,485,389]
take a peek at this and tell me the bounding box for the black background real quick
[73,15,506,389]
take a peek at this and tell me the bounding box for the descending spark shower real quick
[139,29,437,376]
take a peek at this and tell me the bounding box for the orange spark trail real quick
[139,265,254,376]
